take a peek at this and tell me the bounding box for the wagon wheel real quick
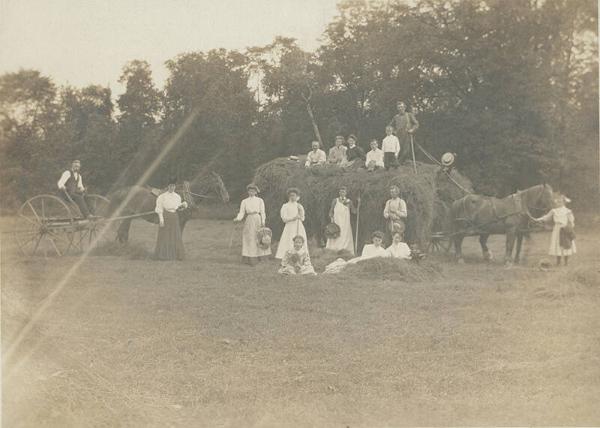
[427,232,453,253]
[15,195,76,257]
[76,194,112,251]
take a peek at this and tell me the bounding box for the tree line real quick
[1,0,597,210]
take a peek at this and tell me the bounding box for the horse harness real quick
[456,186,545,233]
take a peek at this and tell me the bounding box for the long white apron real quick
[275,202,308,259]
[326,199,354,254]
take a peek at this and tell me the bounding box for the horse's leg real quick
[479,234,492,262]
[514,233,524,264]
[454,235,465,263]
[505,229,516,265]
[116,219,133,244]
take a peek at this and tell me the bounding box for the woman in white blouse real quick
[234,183,271,265]
[154,177,187,260]
[275,188,308,259]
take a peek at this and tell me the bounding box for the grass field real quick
[2,215,600,427]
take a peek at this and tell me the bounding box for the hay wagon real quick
[12,193,116,257]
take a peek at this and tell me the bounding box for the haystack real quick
[253,157,471,250]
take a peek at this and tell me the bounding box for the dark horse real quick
[450,184,554,264]
[106,172,229,243]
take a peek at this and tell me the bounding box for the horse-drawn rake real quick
[11,193,153,257]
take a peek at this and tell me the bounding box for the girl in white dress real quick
[278,235,316,275]
[275,188,308,259]
[326,186,356,254]
[233,183,271,265]
[534,194,576,266]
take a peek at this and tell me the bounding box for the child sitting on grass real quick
[278,235,317,275]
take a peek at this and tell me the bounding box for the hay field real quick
[2,216,600,427]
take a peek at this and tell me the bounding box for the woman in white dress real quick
[534,194,576,266]
[326,186,356,254]
[275,188,308,259]
[233,183,271,265]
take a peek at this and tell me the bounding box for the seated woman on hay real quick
[341,134,366,169]
[324,231,414,274]
[278,235,316,275]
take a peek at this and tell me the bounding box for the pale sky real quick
[0,0,340,95]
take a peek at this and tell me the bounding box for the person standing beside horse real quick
[57,159,94,218]
[326,186,356,255]
[154,176,187,261]
[388,101,419,163]
[534,194,576,266]
[276,188,308,259]
[383,185,407,244]
[234,183,271,266]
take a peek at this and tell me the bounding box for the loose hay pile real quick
[254,157,471,250]
[343,257,443,282]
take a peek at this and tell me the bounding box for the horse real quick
[105,171,230,243]
[449,183,554,264]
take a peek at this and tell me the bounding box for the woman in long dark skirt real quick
[154,177,187,260]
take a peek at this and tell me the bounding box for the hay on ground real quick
[343,257,443,282]
[254,157,471,251]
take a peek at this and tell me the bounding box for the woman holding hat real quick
[276,187,308,259]
[234,183,271,265]
[326,186,356,254]
[154,176,187,260]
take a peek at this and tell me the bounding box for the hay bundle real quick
[254,157,471,250]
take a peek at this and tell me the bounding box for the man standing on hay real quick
[328,135,347,166]
[276,188,309,259]
[388,101,419,163]
[326,186,356,254]
[304,141,327,168]
[383,185,407,244]
[233,183,271,266]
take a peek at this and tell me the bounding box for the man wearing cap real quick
[388,101,419,163]
[57,159,94,218]
[305,141,327,168]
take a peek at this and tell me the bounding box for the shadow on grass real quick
[90,241,153,260]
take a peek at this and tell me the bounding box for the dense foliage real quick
[1,0,597,210]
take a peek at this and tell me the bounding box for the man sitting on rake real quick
[57,159,94,218]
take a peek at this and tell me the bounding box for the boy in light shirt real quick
[382,126,400,170]
[365,139,385,171]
